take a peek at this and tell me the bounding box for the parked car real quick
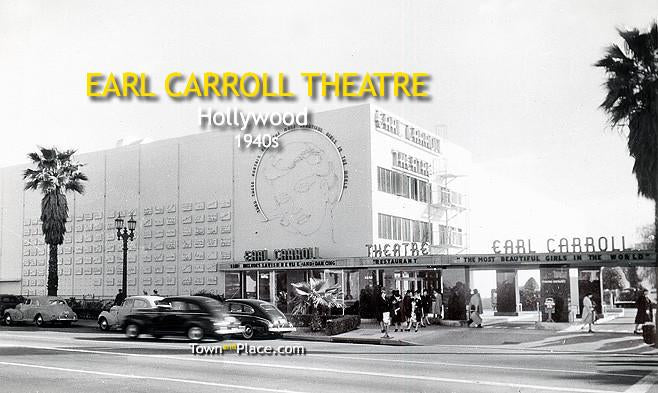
[0,294,22,316]
[97,295,162,331]
[3,296,77,327]
[225,299,296,339]
[122,295,243,341]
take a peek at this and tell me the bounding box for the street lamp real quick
[115,213,136,297]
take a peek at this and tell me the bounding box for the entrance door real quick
[397,272,424,293]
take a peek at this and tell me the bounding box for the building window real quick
[378,213,434,244]
[377,167,431,204]
[259,272,271,302]
[225,273,242,299]
[438,225,463,247]
[245,271,257,299]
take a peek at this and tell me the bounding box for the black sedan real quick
[0,294,22,316]
[122,296,244,341]
[225,299,296,339]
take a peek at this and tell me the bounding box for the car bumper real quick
[55,317,77,322]
[214,326,245,335]
[269,327,296,333]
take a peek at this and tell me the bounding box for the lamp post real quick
[115,213,136,297]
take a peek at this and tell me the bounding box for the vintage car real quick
[97,295,162,331]
[3,296,77,327]
[225,299,296,339]
[122,296,244,341]
[0,294,22,315]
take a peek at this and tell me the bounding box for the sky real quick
[0,0,654,253]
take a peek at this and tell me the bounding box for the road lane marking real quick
[624,371,658,393]
[0,344,623,393]
[0,361,309,393]
[305,353,644,379]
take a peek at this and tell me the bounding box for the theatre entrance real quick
[378,269,441,294]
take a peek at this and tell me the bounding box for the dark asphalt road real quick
[0,324,656,393]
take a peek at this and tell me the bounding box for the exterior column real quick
[494,269,519,316]
[539,266,570,322]
[442,267,468,320]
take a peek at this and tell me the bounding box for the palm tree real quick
[23,147,88,296]
[595,22,657,308]
[290,278,343,331]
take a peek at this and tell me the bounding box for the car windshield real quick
[260,303,285,318]
[49,299,66,305]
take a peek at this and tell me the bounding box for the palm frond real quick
[290,278,343,315]
[596,22,658,201]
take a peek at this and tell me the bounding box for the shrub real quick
[192,290,225,302]
[66,297,109,320]
[286,314,330,328]
[325,315,360,336]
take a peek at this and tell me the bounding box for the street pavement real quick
[0,320,657,393]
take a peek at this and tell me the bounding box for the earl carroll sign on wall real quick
[491,236,628,254]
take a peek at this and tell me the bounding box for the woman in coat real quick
[467,289,483,328]
[411,291,423,332]
[375,287,388,333]
[581,293,595,333]
[390,290,403,332]
[420,289,432,327]
[402,290,413,331]
[634,289,654,334]
[432,290,443,319]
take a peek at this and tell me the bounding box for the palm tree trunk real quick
[654,166,658,348]
[47,243,58,296]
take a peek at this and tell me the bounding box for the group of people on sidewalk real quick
[375,288,442,338]
[580,289,655,334]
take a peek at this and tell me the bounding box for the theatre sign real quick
[491,236,628,254]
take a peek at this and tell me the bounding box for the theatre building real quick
[0,104,470,313]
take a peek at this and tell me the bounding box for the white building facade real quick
[0,104,470,312]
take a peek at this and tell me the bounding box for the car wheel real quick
[187,326,204,341]
[242,324,254,340]
[34,314,44,327]
[98,317,110,331]
[125,323,140,339]
[3,313,11,326]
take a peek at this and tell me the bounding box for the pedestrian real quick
[402,290,412,331]
[410,291,422,332]
[421,289,432,326]
[391,290,403,332]
[467,289,483,328]
[432,289,442,319]
[634,289,654,334]
[581,293,595,333]
[142,290,148,295]
[152,289,159,296]
[114,288,126,306]
[375,287,389,335]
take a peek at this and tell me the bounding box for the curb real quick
[282,334,418,346]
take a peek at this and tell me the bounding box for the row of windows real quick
[438,225,464,247]
[377,167,431,203]
[440,187,464,206]
[377,213,433,243]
